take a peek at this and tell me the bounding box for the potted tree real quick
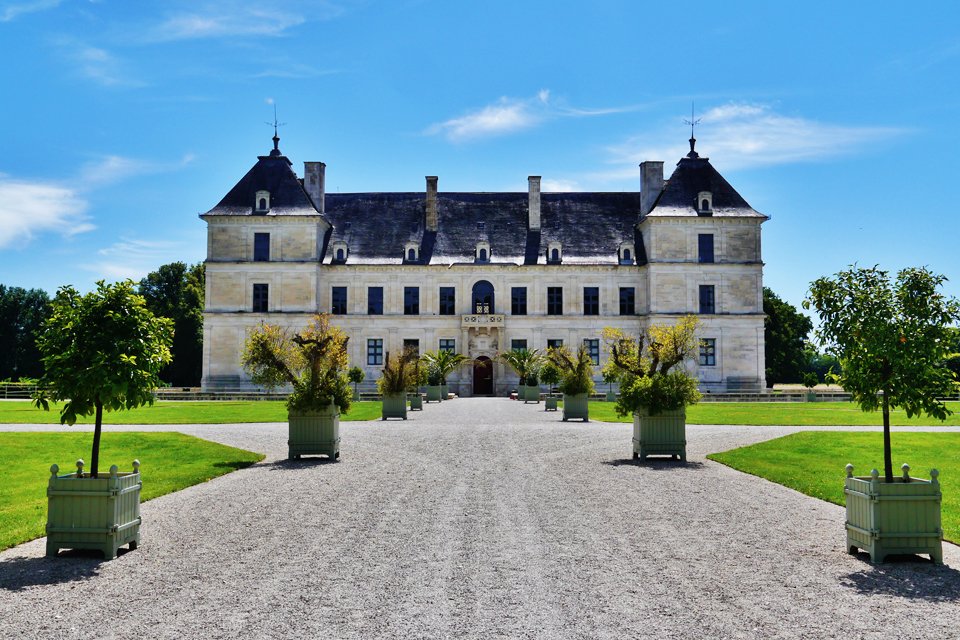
[603,316,702,461]
[421,350,469,401]
[603,368,618,402]
[802,372,818,402]
[806,265,960,563]
[424,364,443,402]
[524,368,541,403]
[409,359,425,411]
[378,348,418,420]
[33,280,173,559]
[546,344,596,421]
[540,362,560,411]
[497,348,544,404]
[242,314,351,461]
[348,366,365,401]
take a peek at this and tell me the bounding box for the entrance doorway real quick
[473,356,493,395]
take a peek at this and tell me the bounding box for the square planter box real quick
[46,460,141,560]
[440,384,448,400]
[605,390,617,402]
[806,392,817,402]
[562,393,589,421]
[289,407,340,460]
[545,395,558,411]
[524,385,540,404]
[845,465,943,563]
[382,393,408,420]
[633,408,686,461]
[409,392,423,411]
[426,386,443,402]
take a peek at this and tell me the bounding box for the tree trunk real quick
[882,390,893,483]
[91,400,103,479]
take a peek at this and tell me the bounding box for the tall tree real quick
[0,285,51,380]
[763,287,813,386]
[138,262,205,386]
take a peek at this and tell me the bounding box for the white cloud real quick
[541,179,581,193]
[53,40,146,88]
[148,1,344,41]
[81,238,188,281]
[0,0,60,22]
[0,177,93,248]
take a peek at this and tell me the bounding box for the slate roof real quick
[646,152,767,219]
[322,191,644,266]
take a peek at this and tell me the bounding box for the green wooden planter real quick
[524,385,540,404]
[382,393,408,420]
[46,460,141,560]
[633,408,686,461]
[545,395,558,411]
[289,407,340,460]
[562,393,589,421]
[409,392,423,411]
[606,389,616,402]
[426,385,443,402]
[844,464,943,564]
[440,384,448,400]
[806,391,817,402]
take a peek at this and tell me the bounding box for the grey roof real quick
[323,192,644,266]
[646,153,767,219]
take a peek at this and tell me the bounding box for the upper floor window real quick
[331,286,347,315]
[584,339,600,366]
[252,283,269,312]
[404,286,420,315]
[253,233,270,262]
[619,287,636,315]
[700,338,717,366]
[547,287,563,315]
[699,285,716,314]
[511,287,527,315]
[368,287,383,315]
[472,280,494,314]
[255,190,270,212]
[439,287,456,315]
[698,234,715,263]
[583,287,599,315]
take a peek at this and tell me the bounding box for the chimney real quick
[528,176,541,230]
[640,161,663,217]
[425,176,438,232]
[304,161,326,214]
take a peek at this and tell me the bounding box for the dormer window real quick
[618,242,635,265]
[332,241,348,263]
[475,241,490,263]
[697,191,713,215]
[404,241,420,263]
[547,241,562,264]
[255,190,271,213]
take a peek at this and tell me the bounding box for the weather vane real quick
[266,104,286,138]
[682,101,701,157]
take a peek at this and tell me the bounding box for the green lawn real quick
[707,431,960,541]
[587,400,960,426]
[0,432,264,550]
[0,400,382,424]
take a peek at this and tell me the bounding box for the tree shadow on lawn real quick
[0,550,114,591]
[841,555,960,602]
[602,458,706,470]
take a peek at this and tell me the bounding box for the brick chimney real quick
[304,161,326,214]
[425,176,438,232]
[640,161,663,217]
[528,176,541,230]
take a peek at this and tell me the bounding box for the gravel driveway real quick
[2,398,960,639]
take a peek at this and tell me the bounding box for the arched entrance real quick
[473,356,493,395]
[472,280,494,314]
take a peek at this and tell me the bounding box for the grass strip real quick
[0,432,264,550]
[707,431,960,541]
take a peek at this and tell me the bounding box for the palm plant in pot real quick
[424,363,444,402]
[540,362,560,411]
[33,280,173,558]
[378,348,419,420]
[806,265,960,563]
[497,348,544,403]
[421,349,469,401]
[603,316,702,461]
[546,344,595,421]
[242,313,351,461]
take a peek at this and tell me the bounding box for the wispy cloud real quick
[0,0,60,22]
[601,102,907,176]
[541,179,581,193]
[148,1,343,42]
[81,238,191,281]
[53,39,146,87]
[0,176,93,248]
[426,90,646,142]
[252,63,341,79]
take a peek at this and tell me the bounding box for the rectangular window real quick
[331,286,347,315]
[584,339,600,366]
[700,338,716,366]
[619,287,636,316]
[583,287,599,315]
[547,339,563,350]
[253,233,270,262]
[699,234,715,263]
[403,339,420,356]
[699,285,716,314]
[511,339,527,351]
[368,287,383,315]
[252,283,268,312]
[439,287,456,315]
[439,339,455,353]
[547,287,563,315]
[367,338,384,365]
[404,286,419,315]
[511,287,527,315]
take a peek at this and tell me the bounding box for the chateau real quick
[200,133,768,395]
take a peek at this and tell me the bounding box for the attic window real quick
[697,191,713,216]
[255,190,271,213]
[475,241,490,263]
[404,241,420,263]
[332,241,348,263]
[547,241,562,264]
[619,242,635,265]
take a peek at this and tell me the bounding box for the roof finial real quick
[682,101,701,158]
[265,103,286,157]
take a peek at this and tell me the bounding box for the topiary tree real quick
[802,372,819,390]
[348,366,365,397]
[33,281,174,478]
[540,362,560,394]
[805,265,960,483]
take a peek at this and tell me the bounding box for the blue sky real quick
[1,0,958,314]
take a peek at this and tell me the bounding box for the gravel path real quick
[2,399,960,638]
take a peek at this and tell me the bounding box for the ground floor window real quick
[511,339,527,351]
[619,287,635,315]
[439,338,455,353]
[367,338,384,365]
[547,339,563,350]
[403,339,420,356]
[699,338,716,366]
[583,339,600,365]
[252,283,268,312]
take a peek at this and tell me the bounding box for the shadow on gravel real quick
[0,552,107,591]
[841,556,960,602]
[263,458,339,470]
[602,458,706,470]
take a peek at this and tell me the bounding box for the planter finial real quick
[133,460,140,472]
[931,468,940,485]
[901,463,911,481]
[109,465,119,477]
[76,459,84,476]
[50,464,59,477]
[845,463,854,478]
